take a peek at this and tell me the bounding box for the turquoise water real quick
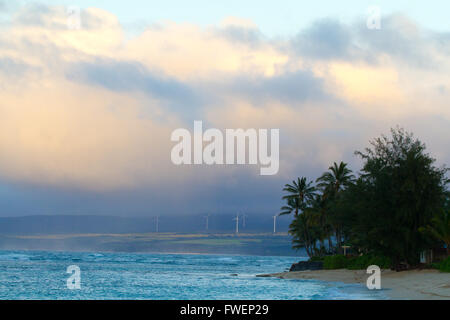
[0,250,387,299]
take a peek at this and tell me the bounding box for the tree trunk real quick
[303,230,310,257]
[304,224,313,258]
[320,238,325,254]
[336,228,342,254]
[304,241,312,257]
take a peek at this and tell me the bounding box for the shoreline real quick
[258,269,450,300]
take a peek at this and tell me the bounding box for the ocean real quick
[0,250,387,299]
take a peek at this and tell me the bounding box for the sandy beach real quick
[258,269,450,299]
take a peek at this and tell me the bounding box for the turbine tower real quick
[155,215,159,233]
[273,215,277,234]
[233,213,239,234]
[242,214,248,228]
[203,214,210,231]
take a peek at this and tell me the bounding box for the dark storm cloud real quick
[355,15,434,67]
[65,58,329,115]
[222,70,331,105]
[66,59,199,110]
[290,14,450,69]
[292,18,354,60]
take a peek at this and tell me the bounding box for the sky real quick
[0,1,449,217]
[7,0,450,36]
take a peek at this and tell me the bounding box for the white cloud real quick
[0,5,448,194]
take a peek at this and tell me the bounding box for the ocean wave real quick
[0,253,31,261]
[0,251,389,299]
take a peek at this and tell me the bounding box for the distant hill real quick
[0,214,292,235]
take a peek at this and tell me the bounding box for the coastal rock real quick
[289,261,323,272]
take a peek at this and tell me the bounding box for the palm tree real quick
[308,194,333,253]
[316,162,354,196]
[279,198,301,216]
[282,177,316,216]
[289,210,316,257]
[316,162,354,253]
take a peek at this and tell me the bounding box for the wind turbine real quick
[242,214,248,229]
[233,213,239,234]
[203,214,210,231]
[154,215,160,233]
[273,215,277,234]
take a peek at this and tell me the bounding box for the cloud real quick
[66,59,199,112]
[0,4,448,215]
[293,18,354,60]
[212,70,330,105]
[6,5,123,58]
[0,57,37,78]
[0,80,184,191]
[216,17,263,46]
[356,15,436,68]
[123,21,288,79]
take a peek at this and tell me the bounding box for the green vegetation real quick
[348,255,391,270]
[419,203,450,256]
[308,255,325,262]
[323,254,391,270]
[282,128,449,269]
[430,256,450,272]
[323,255,348,269]
[439,256,450,272]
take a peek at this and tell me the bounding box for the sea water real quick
[0,250,387,299]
